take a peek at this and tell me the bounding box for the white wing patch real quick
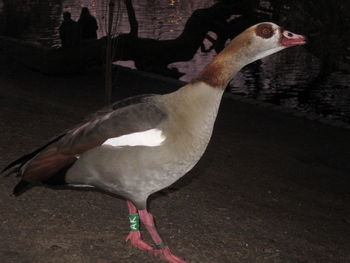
[102,128,166,147]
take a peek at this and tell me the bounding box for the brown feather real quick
[255,23,273,39]
[22,147,76,183]
[195,28,254,88]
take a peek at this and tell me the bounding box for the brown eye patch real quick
[256,23,274,39]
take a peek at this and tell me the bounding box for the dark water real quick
[0,0,349,124]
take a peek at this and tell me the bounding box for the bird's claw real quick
[152,246,187,263]
[125,231,153,251]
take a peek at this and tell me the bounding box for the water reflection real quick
[232,48,350,122]
[0,0,349,124]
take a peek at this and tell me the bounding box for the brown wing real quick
[21,147,77,183]
[12,95,167,184]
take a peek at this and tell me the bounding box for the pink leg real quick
[139,209,187,263]
[125,201,153,251]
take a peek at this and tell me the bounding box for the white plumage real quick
[102,128,166,147]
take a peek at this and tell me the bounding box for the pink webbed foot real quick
[152,246,187,263]
[125,231,153,251]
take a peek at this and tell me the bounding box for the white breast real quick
[102,128,166,147]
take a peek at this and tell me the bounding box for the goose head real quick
[228,22,306,64]
[197,22,306,88]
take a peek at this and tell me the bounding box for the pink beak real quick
[280,29,306,47]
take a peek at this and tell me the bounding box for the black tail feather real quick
[12,162,74,197]
[13,180,32,196]
[1,153,32,175]
[1,133,66,175]
[1,166,21,177]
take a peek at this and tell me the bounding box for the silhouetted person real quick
[59,12,79,48]
[78,7,98,40]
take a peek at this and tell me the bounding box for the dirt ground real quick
[0,61,350,263]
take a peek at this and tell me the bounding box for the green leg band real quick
[129,214,140,231]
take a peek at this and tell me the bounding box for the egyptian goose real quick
[2,23,305,263]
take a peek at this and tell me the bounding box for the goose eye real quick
[256,23,274,39]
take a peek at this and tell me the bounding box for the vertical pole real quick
[105,0,115,105]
